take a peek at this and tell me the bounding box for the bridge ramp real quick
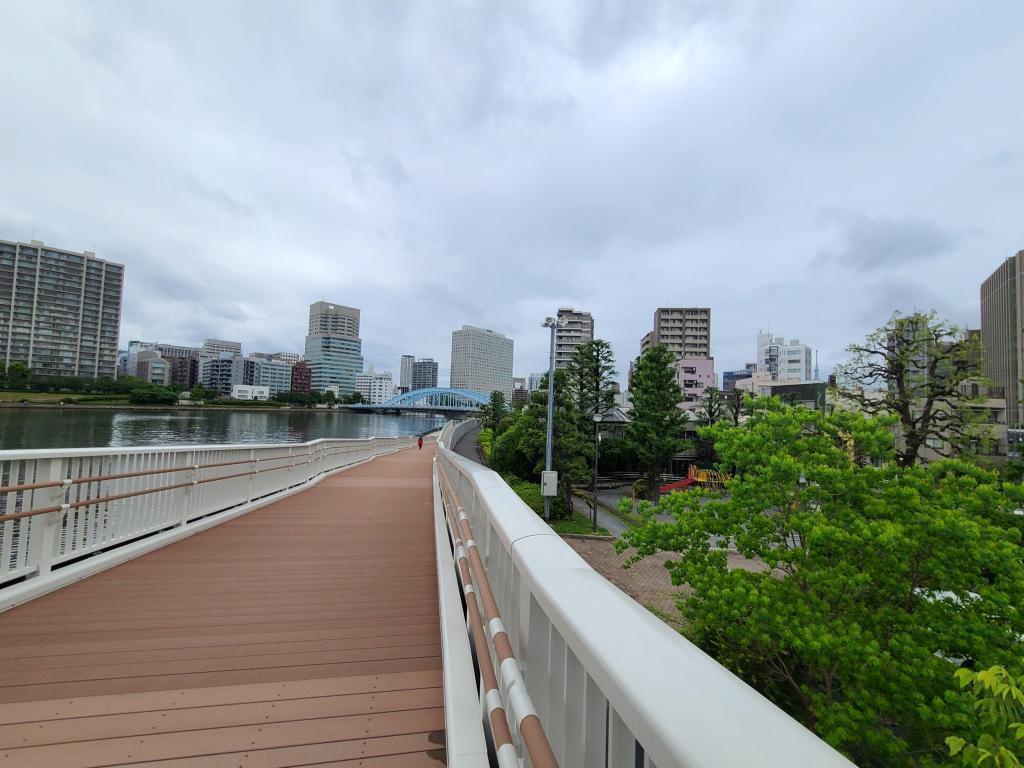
[0,446,445,767]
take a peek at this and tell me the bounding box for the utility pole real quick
[541,316,564,520]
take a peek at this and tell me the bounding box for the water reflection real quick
[0,408,447,450]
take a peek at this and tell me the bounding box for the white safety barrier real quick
[436,419,856,768]
[0,435,413,611]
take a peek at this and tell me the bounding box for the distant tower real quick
[813,350,820,381]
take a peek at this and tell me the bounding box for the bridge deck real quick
[0,446,445,767]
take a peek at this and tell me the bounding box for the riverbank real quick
[0,401,352,413]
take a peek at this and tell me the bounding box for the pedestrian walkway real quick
[0,446,445,768]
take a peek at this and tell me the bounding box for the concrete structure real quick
[304,302,363,394]
[0,239,123,378]
[290,360,311,393]
[723,363,757,391]
[135,349,171,386]
[757,333,813,382]
[527,372,544,391]
[198,353,244,396]
[450,325,514,400]
[411,358,439,390]
[641,307,711,360]
[255,358,294,396]
[512,376,528,406]
[230,384,269,401]
[399,354,414,391]
[981,251,1024,428]
[355,371,394,405]
[675,356,716,411]
[554,307,594,369]
[169,354,199,390]
[202,339,242,357]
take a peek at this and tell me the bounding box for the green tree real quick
[627,344,688,499]
[619,399,1024,766]
[6,363,31,390]
[567,339,617,530]
[724,387,749,427]
[696,386,725,426]
[321,389,337,405]
[128,386,178,405]
[481,390,507,433]
[947,666,1024,767]
[835,311,985,466]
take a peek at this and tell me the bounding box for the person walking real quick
[417,436,424,450]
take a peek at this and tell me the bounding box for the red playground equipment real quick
[659,464,731,494]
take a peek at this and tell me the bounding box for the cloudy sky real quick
[1,1,1021,386]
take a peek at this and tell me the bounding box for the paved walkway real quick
[0,447,445,768]
[451,423,483,464]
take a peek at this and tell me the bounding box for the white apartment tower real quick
[355,371,394,404]
[450,325,514,399]
[554,307,594,369]
[757,332,813,382]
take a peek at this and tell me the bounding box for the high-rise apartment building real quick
[290,360,311,393]
[512,377,528,406]
[756,333,813,382]
[411,358,439,390]
[355,371,393,404]
[0,239,124,378]
[202,339,242,357]
[198,354,244,396]
[981,251,1024,427]
[527,372,545,392]
[304,301,363,393]
[450,325,514,399]
[554,307,594,369]
[399,355,414,392]
[640,307,711,360]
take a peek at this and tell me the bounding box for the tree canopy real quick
[619,399,1024,766]
[627,344,688,498]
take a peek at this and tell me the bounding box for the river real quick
[0,408,447,451]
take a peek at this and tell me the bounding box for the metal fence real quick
[435,419,855,768]
[0,435,412,611]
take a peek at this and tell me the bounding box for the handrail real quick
[437,460,557,768]
[435,419,855,768]
[0,448,350,523]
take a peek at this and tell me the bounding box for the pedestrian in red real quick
[417,436,424,450]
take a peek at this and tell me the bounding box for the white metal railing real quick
[436,419,856,768]
[0,435,412,611]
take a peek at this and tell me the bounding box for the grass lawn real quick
[0,391,79,402]
[549,511,610,536]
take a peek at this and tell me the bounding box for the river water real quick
[0,408,447,451]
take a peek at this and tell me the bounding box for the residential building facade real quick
[202,339,242,357]
[230,385,269,401]
[674,356,716,412]
[135,350,170,386]
[723,363,757,391]
[355,371,393,404]
[512,377,528,406]
[255,358,294,396]
[198,354,244,396]
[981,251,1024,427]
[0,239,123,378]
[399,355,414,392]
[411,358,438,390]
[527,372,544,391]
[641,307,711,360]
[757,333,813,382]
[450,325,514,399]
[554,307,594,369]
[290,360,311,393]
[304,302,363,393]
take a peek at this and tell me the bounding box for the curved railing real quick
[0,435,413,611]
[435,419,855,768]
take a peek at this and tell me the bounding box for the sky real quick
[1,1,1022,387]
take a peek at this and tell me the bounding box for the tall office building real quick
[399,355,414,392]
[304,301,363,393]
[981,251,1024,427]
[554,307,594,369]
[756,333,813,382]
[450,325,514,399]
[411,358,439,390]
[640,307,711,360]
[0,239,124,378]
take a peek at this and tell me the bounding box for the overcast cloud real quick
[0,1,1021,384]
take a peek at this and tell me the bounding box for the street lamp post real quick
[541,316,563,520]
[592,414,602,532]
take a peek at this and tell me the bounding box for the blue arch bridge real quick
[345,386,490,414]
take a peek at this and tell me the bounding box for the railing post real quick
[28,458,67,578]
[247,449,256,503]
[180,450,196,527]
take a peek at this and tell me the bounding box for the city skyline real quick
[0,4,1021,385]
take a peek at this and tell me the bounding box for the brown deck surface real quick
[0,445,445,767]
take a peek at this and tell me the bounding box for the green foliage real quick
[947,666,1024,767]
[502,474,567,519]
[696,386,726,426]
[627,344,688,499]
[487,370,589,519]
[567,339,617,424]
[321,390,337,404]
[549,510,609,536]
[340,391,363,404]
[477,427,494,462]
[597,436,639,473]
[480,390,507,433]
[5,363,31,389]
[835,310,986,466]
[127,386,179,405]
[618,398,1024,767]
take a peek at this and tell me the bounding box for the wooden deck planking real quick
[0,445,446,767]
